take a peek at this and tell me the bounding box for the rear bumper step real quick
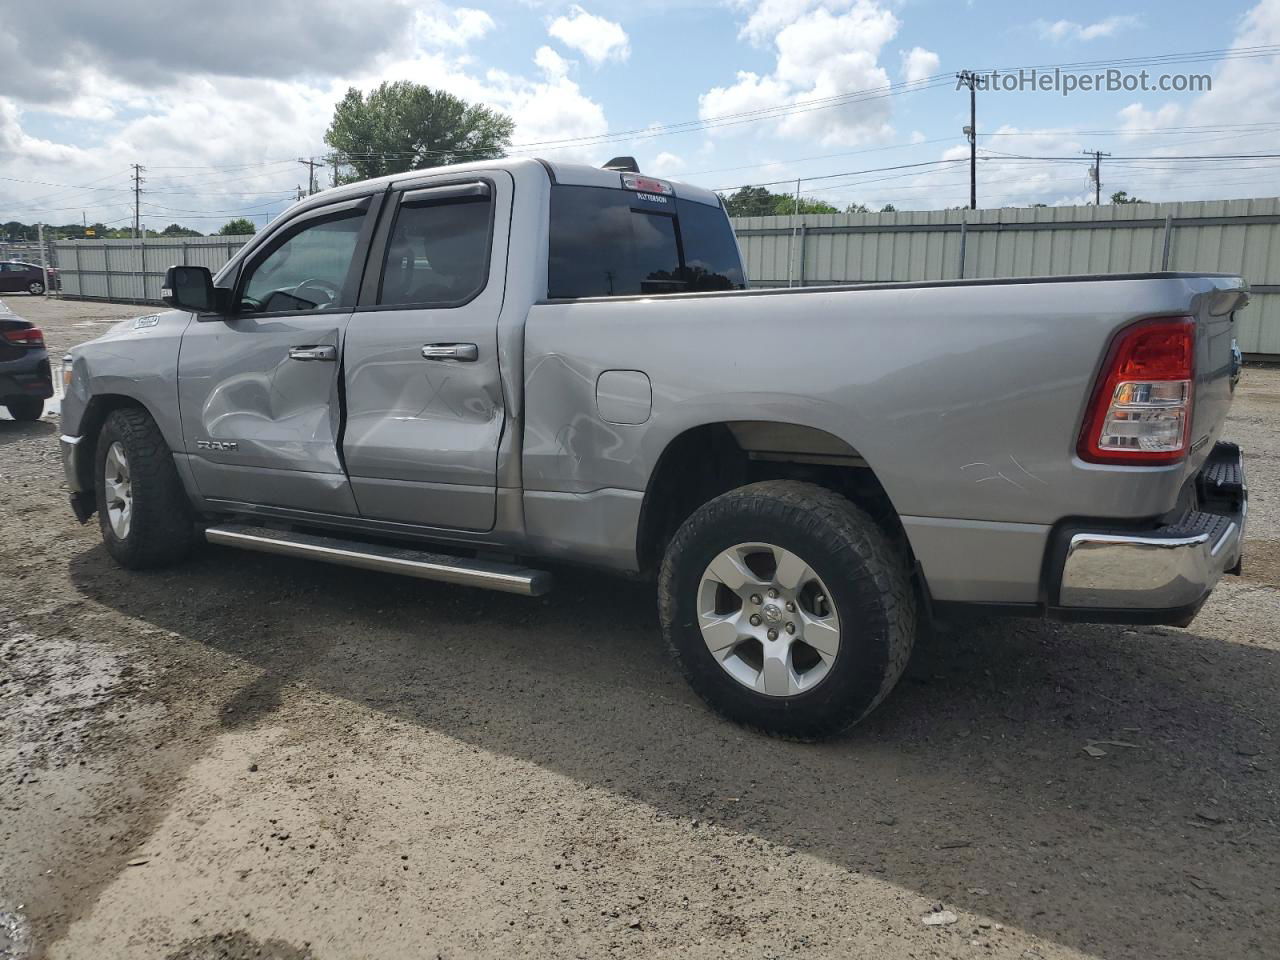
[204,524,552,597]
[1052,441,1246,624]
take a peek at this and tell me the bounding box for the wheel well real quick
[635,421,909,576]
[73,394,148,493]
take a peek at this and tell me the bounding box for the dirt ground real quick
[2,295,1278,960]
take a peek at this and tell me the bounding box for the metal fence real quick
[54,236,253,303]
[51,197,1280,355]
[733,196,1280,356]
[0,241,57,269]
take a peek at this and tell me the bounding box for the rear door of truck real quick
[340,171,512,532]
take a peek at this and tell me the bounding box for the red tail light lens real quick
[1078,317,1195,465]
[2,326,45,348]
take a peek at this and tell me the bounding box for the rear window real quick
[548,185,744,299]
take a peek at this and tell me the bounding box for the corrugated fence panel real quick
[733,196,1280,356]
[52,236,255,305]
[51,206,1280,356]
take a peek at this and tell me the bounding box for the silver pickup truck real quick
[60,157,1249,739]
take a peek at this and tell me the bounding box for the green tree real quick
[325,81,515,182]
[879,203,897,213]
[1110,191,1146,205]
[160,223,202,237]
[218,218,257,236]
[720,186,842,217]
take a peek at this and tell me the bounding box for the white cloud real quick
[733,0,819,45]
[548,6,631,65]
[414,6,496,48]
[650,151,685,176]
[701,1,900,146]
[1037,15,1140,42]
[533,45,572,79]
[0,2,616,227]
[900,46,940,84]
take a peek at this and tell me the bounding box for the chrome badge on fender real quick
[196,439,239,452]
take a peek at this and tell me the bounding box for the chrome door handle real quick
[288,345,337,362]
[422,343,479,362]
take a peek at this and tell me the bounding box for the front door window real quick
[238,214,364,314]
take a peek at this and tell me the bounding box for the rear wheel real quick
[3,397,43,421]
[659,480,917,740]
[27,280,45,295]
[94,408,195,569]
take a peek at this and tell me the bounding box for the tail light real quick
[1079,317,1195,465]
[2,326,44,348]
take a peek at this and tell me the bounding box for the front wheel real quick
[3,397,43,421]
[659,480,917,740]
[94,408,195,569]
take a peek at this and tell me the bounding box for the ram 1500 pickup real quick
[59,157,1249,738]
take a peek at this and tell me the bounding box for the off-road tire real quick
[3,397,43,421]
[659,480,916,740]
[95,407,195,569]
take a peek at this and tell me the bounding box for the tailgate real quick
[1187,279,1248,477]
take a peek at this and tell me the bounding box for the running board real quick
[204,524,551,597]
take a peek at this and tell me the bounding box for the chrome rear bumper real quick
[1055,442,1246,624]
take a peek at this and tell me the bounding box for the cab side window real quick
[239,212,365,314]
[378,191,491,307]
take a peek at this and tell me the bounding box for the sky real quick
[3,0,1280,230]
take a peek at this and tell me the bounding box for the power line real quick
[713,158,968,194]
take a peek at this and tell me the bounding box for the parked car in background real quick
[59,157,1249,739]
[0,261,54,295]
[0,305,53,420]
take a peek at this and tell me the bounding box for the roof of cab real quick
[289,155,723,213]
[540,159,723,208]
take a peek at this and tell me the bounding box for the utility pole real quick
[788,176,802,288]
[328,153,341,188]
[36,222,48,295]
[131,163,145,239]
[297,157,322,195]
[1084,149,1111,205]
[957,71,978,210]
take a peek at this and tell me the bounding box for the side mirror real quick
[161,265,216,312]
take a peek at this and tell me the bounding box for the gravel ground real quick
[2,296,1278,960]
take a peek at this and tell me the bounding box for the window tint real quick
[379,194,491,306]
[240,212,364,313]
[548,185,745,299]
[676,198,745,291]
[548,187,683,298]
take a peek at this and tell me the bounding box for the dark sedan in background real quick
[0,261,55,295]
[0,306,52,421]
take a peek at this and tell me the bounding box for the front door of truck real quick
[341,173,510,531]
[177,195,379,515]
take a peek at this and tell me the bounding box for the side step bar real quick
[204,524,551,597]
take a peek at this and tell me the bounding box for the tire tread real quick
[96,407,194,569]
[658,480,916,740]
